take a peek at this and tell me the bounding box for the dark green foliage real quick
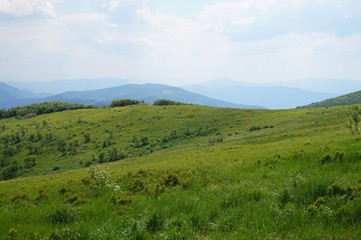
[2,147,19,157]
[0,160,19,180]
[163,174,179,188]
[208,137,223,143]
[153,99,187,106]
[328,181,355,197]
[23,157,36,169]
[248,126,261,131]
[0,101,95,119]
[146,213,165,232]
[110,99,142,107]
[321,152,344,164]
[131,135,149,148]
[52,166,61,171]
[278,189,292,207]
[83,133,91,143]
[47,207,77,224]
[108,148,127,162]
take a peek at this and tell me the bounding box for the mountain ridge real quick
[0,82,265,109]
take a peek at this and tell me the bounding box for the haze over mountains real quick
[0,82,262,110]
[2,78,361,110]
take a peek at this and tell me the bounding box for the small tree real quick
[87,165,121,193]
[346,107,361,135]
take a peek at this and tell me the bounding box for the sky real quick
[0,0,361,85]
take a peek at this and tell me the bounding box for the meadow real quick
[0,104,360,239]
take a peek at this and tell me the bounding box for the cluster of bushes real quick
[248,125,275,132]
[153,99,187,106]
[0,157,38,180]
[89,148,127,166]
[0,102,95,119]
[110,99,143,107]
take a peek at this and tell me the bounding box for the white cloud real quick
[0,0,56,18]
[0,0,361,84]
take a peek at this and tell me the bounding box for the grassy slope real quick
[301,90,361,108]
[1,105,361,239]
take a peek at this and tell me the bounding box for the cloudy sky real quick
[0,0,361,85]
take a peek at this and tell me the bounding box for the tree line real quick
[0,102,96,119]
[0,99,189,120]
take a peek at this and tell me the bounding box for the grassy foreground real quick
[0,105,361,239]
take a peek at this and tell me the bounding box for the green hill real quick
[0,104,361,239]
[300,90,361,108]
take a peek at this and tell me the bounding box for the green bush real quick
[24,157,36,169]
[248,126,261,132]
[153,99,187,106]
[47,207,77,224]
[110,99,141,107]
[146,212,165,233]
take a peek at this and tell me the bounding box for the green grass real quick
[0,104,361,239]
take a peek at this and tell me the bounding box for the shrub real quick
[1,161,20,180]
[321,152,344,164]
[346,108,361,135]
[83,133,91,143]
[4,228,17,240]
[248,126,261,132]
[153,99,187,106]
[163,174,179,188]
[278,189,292,207]
[208,137,223,144]
[52,166,61,171]
[87,165,121,193]
[24,157,36,169]
[47,207,77,224]
[110,99,141,107]
[328,181,355,197]
[146,213,165,233]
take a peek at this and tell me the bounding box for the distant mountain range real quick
[300,90,361,108]
[2,77,361,110]
[269,78,361,94]
[184,79,340,109]
[0,82,41,108]
[5,78,141,94]
[0,82,263,110]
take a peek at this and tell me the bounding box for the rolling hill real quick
[301,90,361,108]
[0,104,360,239]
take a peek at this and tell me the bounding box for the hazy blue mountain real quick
[0,82,43,109]
[43,84,265,109]
[184,80,338,109]
[268,78,361,94]
[5,78,139,94]
[301,90,361,108]
[199,78,256,87]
